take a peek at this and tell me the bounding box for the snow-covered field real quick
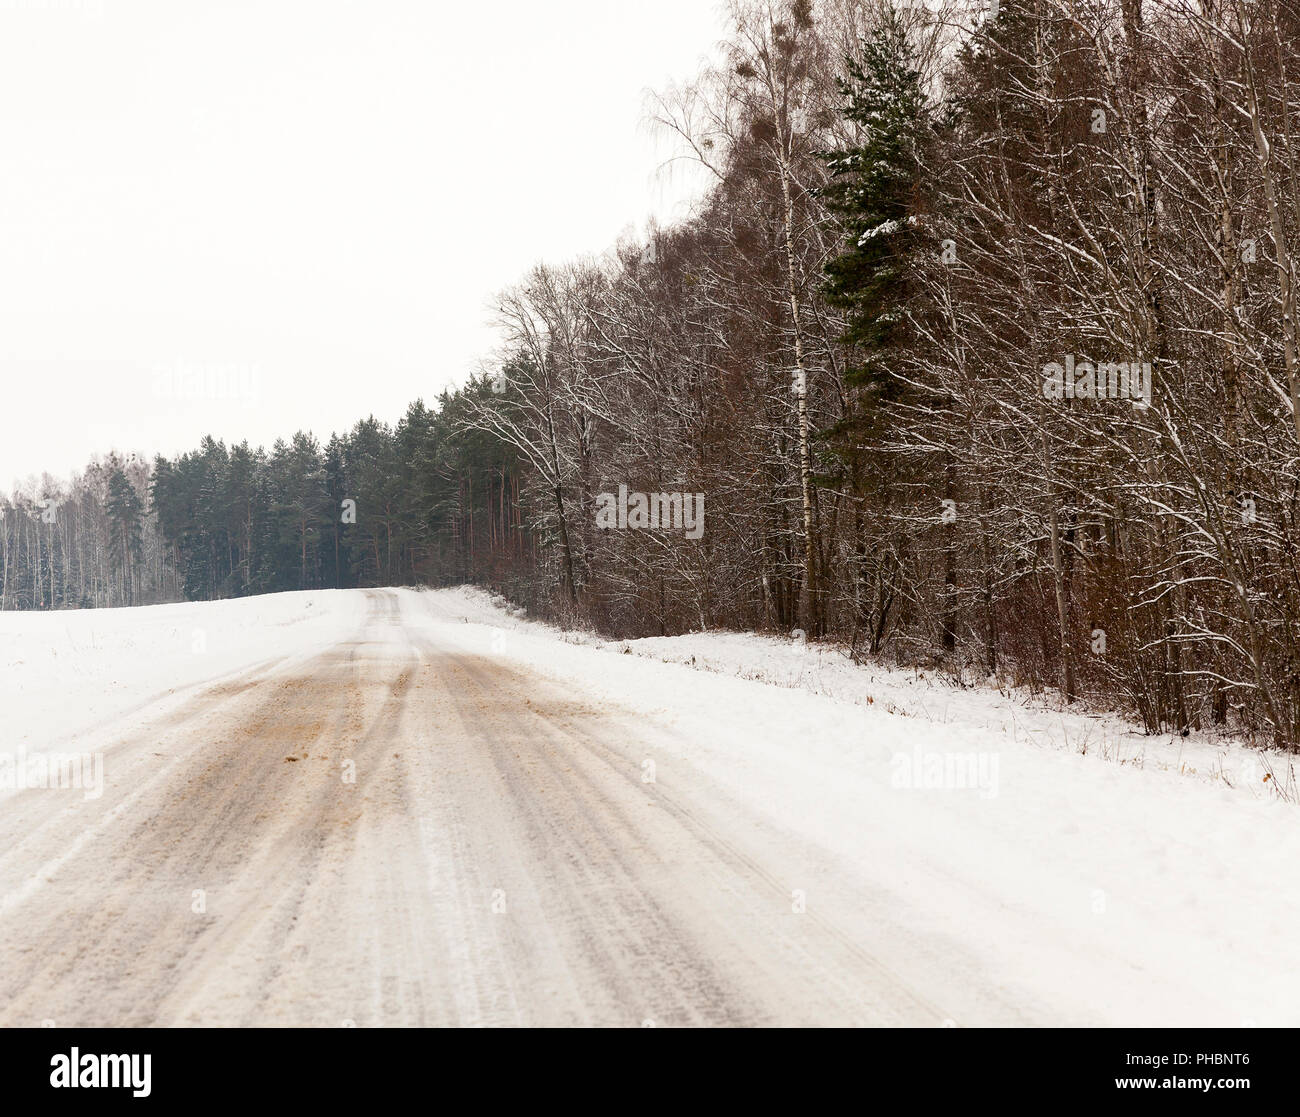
[2,585,1297,1026]
[1,590,369,799]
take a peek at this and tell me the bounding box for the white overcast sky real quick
[0,0,722,488]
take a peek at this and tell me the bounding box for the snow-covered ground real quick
[404,586,1300,1025]
[443,585,1298,800]
[0,590,369,803]
[2,585,1298,1026]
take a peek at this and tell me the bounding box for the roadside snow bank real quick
[420,585,1294,802]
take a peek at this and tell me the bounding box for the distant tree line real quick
[9,0,1300,750]
[1,455,173,611]
[147,402,530,599]
[1,391,530,608]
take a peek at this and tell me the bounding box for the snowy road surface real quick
[1,588,1297,1026]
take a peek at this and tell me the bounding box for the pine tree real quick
[106,464,144,606]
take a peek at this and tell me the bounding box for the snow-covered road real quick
[1,588,1296,1026]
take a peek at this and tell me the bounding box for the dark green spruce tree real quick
[819,14,932,655]
[820,11,930,410]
